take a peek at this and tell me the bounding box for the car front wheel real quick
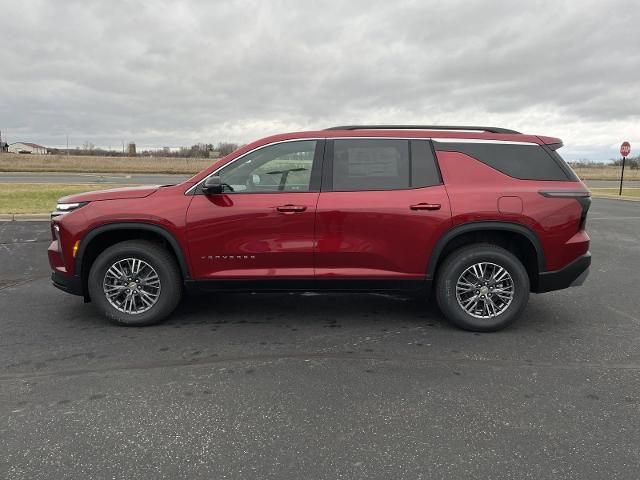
[88,240,182,326]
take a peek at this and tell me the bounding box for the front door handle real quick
[276,204,307,213]
[410,203,441,211]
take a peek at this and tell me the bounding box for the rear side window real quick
[331,139,442,191]
[547,145,580,181]
[433,142,572,181]
[333,139,410,191]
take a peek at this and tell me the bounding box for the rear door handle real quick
[410,203,441,211]
[276,204,307,213]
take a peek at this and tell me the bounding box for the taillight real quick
[539,190,591,231]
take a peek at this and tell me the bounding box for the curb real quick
[0,214,50,221]
[591,194,640,202]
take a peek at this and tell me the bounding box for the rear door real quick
[186,139,323,279]
[314,138,452,280]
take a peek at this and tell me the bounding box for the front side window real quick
[216,140,317,193]
[332,139,410,191]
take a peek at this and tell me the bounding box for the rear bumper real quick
[535,252,591,293]
[51,271,83,297]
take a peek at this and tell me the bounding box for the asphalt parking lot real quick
[1,198,639,479]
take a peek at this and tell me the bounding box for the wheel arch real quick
[75,223,191,297]
[427,222,544,289]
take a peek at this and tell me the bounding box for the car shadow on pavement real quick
[163,291,448,329]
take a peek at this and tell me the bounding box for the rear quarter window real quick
[433,142,575,181]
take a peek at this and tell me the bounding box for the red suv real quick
[48,126,591,331]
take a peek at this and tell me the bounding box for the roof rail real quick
[325,125,521,134]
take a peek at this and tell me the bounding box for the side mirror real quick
[202,176,223,194]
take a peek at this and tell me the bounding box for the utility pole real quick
[66,134,69,159]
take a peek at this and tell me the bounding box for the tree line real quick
[47,142,241,158]
[568,156,639,169]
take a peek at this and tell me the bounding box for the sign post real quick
[619,141,631,196]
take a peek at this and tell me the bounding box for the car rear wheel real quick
[88,240,182,326]
[435,244,529,332]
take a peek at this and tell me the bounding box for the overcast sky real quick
[1,0,639,160]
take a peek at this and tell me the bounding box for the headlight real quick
[56,202,87,211]
[52,201,88,218]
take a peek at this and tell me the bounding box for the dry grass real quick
[0,153,211,174]
[0,183,132,214]
[573,166,640,181]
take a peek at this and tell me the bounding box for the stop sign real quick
[620,141,631,157]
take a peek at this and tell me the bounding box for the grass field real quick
[0,183,129,214]
[0,153,210,174]
[572,167,640,180]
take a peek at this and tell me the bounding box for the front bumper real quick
[48,237,84,297]
[51,271,83,297]
[535,252,591,293]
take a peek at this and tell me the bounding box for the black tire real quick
[435,244,529,332]
[88,240,182,326]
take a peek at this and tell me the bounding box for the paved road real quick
[0,171,191,184]
[586,179,640,188]
[1,199,640,479]
[1,171,639,189]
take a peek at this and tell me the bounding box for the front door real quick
[315,138,452,279]
[186,139,323,279]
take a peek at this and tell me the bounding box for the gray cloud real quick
[1,0,639,160]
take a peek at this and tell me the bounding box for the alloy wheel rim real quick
[455,262,514,319]
[103,258,161,314]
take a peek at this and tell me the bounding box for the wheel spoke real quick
[489,297,498,317]
[106,265,124,280]
[492,266,503,281]
[139,289,158,301]
[138,293,154,307]
[106,289,124,299]
[462,295,477,308]
[456,285,475,293]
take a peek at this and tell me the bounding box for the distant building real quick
[127,142,136,155]
[8,142,48,154]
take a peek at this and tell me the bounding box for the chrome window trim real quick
[185,136,539,194]
[332,137,537,145]
[431,138,538,146]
